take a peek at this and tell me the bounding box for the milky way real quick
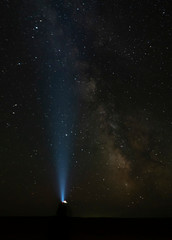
[1,0,172,216]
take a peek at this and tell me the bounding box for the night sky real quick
[1,0,172,217]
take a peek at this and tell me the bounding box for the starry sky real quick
[1,0,172,217]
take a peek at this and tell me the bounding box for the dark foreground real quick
[0,217,171,239]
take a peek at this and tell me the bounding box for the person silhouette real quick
[56,200,72,217]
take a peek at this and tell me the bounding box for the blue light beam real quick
[52,73,77,202]
[33,0,78,203]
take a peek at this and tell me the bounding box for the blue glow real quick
[61,187,65,202]
[35,1,78,203]
[51,72,77,201]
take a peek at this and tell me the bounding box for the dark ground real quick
[0,217,171,239]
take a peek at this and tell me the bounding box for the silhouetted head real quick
[56,200,71,217]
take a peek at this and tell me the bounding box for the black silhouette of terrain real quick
[0,217,171,239]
